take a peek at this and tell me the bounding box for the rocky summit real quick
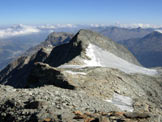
[0,29,162,122]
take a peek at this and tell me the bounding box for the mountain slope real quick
[0,32,73,88]
[0,29,158,88]
[24,32,73,56]
[119,31,162,67]
[0,29,162,121]
[0,26,155,70]
[45,29,141,67]
[0,31,50,70]
[93,27,154,41]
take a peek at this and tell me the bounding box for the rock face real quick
[0,29,162,122]
[119,31,162,67]
[0,32,73,88]
[24,32,73,56]
[27,62,75,89]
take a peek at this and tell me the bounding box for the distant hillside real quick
[119,31,162,67]
[93,27,154,41]
[0,31,50,70]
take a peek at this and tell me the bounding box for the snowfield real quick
[105,93,134,112]
[59,43,157,76]
[155,30,162,33]
[84,44,157,76]
[64,70,87,75]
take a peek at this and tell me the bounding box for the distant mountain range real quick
[119,31,162,67]
[92,27,154,41]
[0,24,162,70]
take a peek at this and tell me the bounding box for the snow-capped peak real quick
[155,30,162,34]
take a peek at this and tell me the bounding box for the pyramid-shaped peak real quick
[75,29,110,42]
[70,29,114,49]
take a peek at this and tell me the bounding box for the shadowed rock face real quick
[45,35,83,67]
[0,47,52,88]
[0,32,73,88]
[27,62,75,89]
[24,32,73,56]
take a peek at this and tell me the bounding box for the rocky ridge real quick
[0,29,141,88]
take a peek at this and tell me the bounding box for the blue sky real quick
[0,0,162,25]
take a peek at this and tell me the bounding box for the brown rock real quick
[43,118,52,122]
[99,116,110,122]
[124,112,151,119]
[84,117,96,122]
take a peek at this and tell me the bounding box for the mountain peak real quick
[0,29,143,88]
[142,30,162,40]
[45,29,141,67]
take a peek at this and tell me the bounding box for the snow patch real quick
[59,65,84,69]
[44,45,53,53]
[105,93,134,112]
[64,70,86,75]
[155,30,162,33]
[84,44,157,76]
[84,44,101,66]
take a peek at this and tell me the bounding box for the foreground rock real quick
[0,84,161,122]
[27,62,75,89]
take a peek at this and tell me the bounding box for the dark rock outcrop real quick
[0,47,52,88]
[27,62,75,89]
[24,32,73,56]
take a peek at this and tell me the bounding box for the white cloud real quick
[1,23,162,39]
[89,24,106,27]
[38,24,77,29]
[0,24,40,38]
[113,23,162,28]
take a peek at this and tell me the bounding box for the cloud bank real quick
[0,23,162,39]
[113,23,162,28]
[0,24,40,38]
